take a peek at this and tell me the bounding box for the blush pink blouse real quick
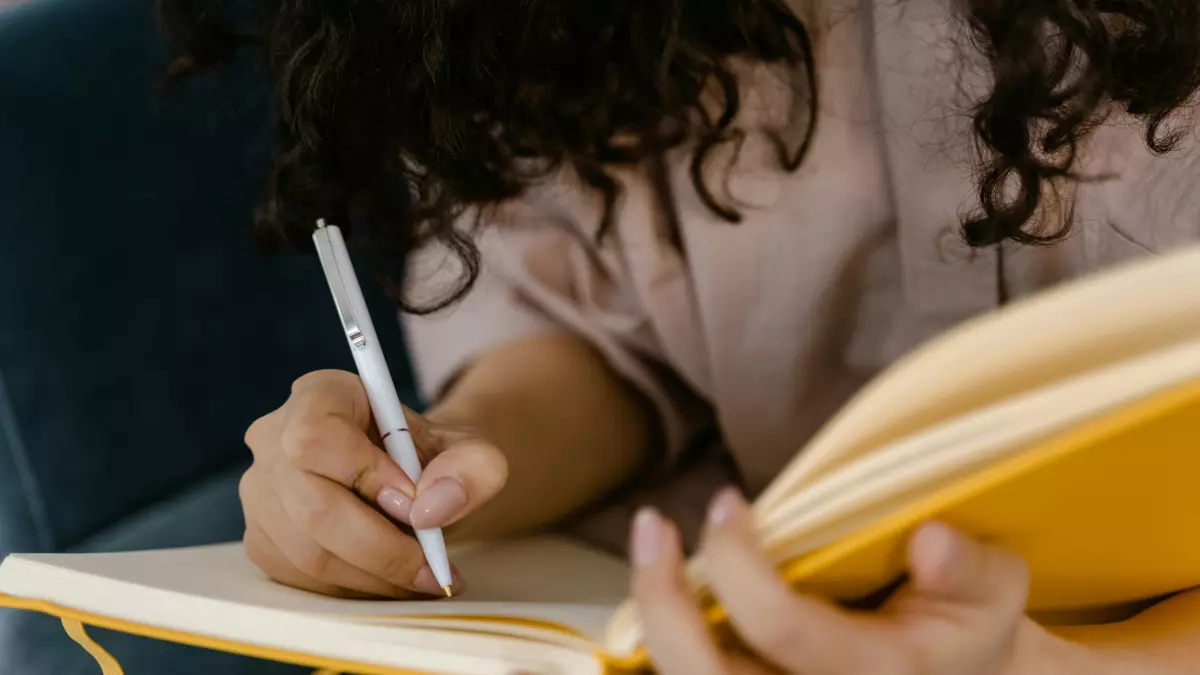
[402,0,1200,550]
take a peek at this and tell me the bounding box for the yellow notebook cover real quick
[599,374,1200,656]
[780,375,1200,612]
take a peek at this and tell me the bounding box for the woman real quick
[166,0,1200,672]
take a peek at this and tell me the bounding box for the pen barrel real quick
[349,339,424,475]
[314,222,450,591]
[415,528,453,589]
[316,222,412,441]
[351,337,408,426]
[381,427,424,483]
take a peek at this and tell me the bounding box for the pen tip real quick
[442,585,453,598]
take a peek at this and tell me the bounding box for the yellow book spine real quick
[0,594,432,675]
[0,594,645,675]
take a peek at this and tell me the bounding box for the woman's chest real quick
[607,0,1200,484]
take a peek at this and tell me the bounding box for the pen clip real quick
[314,219,367,350]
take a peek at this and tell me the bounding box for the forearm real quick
[1033,589,1200,675]
[1076,589,1200,673]
[426,335,657,541]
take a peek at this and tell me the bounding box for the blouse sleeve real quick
[401,205,711,459]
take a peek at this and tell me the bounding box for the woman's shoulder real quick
[1075,116,1200,255]
[868,0,1200,263]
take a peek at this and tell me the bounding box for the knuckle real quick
[237,470,255,507]
[380,551,423,585]
[292,543,336,579]
[998,554,1031,612]
[1005,551,1030,583]
[243,529,282,578]
[243,413,276,455]
[494,448,510,483]
[630,573,657,606]
[742,599,801,656]
[324,585,368,600]
[292,494,335,534]
[291,369,359,396]
[290,371,329,394]
[281,420,328,467]
[986,545,1028,582]
[237,468,269,521]
[345,462,374,495]
[243,535,269,569]
[751,620,796,658]
[243,420,261,450]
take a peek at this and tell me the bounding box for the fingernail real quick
[412,565,443,595]
[377,487,413,524]
[707,487,746,526]
[630,507,662,567]
[916,521,962,571]
[411,477,469,529]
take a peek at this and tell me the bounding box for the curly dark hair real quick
[158,0,1200,312]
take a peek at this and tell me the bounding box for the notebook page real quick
[754,244,1200,517]
[0,535,629,641]
[759,336,1200,545]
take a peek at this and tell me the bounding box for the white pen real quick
[311,218,454,598]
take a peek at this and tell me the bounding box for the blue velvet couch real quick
[0,0,418,672]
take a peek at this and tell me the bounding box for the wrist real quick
[1006,620,1102,675]
[1009,619,1175,675]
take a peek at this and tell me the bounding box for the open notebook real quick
[5,242,1200,675]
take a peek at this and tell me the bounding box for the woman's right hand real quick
[239,370,508,599]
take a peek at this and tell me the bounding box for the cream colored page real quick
[755,244,1200,517]
[760,336,1200,545]
[0,535,630,640]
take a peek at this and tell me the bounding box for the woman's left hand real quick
[630,488,1085,675]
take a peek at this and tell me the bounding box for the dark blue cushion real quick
[0,0,416,556]
[0,462,310,675]
[1,0,418,672]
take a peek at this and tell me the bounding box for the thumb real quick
[408,423,507,531]
[907,522,1029,615]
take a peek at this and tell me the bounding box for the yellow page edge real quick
[0,595,634,675]
[704,376,1200,652]
[772,376,1200,594]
